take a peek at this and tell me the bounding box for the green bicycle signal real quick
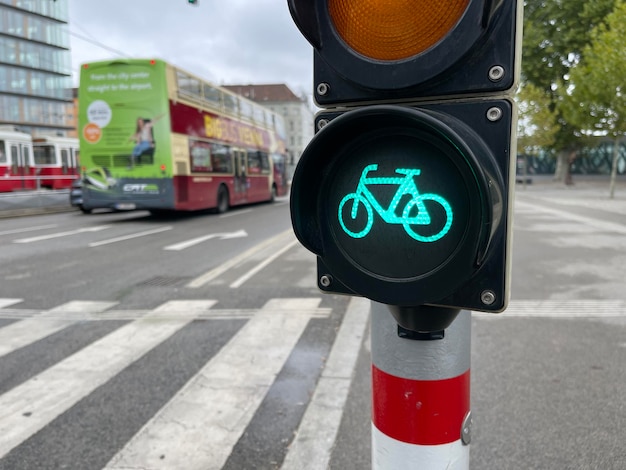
[338,164,453,242]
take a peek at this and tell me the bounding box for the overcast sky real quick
[67,0,314,99]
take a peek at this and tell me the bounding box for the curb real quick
[0,206,78,219]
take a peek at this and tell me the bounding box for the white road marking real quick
[88,226,173,247]
[0,224,57,236]
[104,298,321,470]
[163,229,248,251]
[219,208,253,218]
[0,298,22,309]
[0,300,216,459]
[187,229,294,288]
[282,297,370,470]
[229,239,299,288]
[0,301,118,359]
[477,299,626,318]
[13,225,111,243]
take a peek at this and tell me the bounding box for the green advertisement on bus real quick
[78,59,173,210]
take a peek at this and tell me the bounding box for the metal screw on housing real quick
[316,82,330,96]
[319,275,332,288]
[317,119,329,131]
[486,107,503,122]
[461,411,473,445]
[488,65,505,82]
[480,290,496,306]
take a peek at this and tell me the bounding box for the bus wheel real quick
[217,186,229,213]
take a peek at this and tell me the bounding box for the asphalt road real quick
[0,180,625,469]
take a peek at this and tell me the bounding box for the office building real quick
[0,0,73,135]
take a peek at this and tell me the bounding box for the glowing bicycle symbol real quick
[338,164,453,242]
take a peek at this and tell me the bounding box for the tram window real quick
[61,149,69,172]
[34,145,55,165]
[11,145,18,171]
[0,141,6,164]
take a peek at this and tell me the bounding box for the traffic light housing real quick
[289,0,521,331]
[289,0,520,106]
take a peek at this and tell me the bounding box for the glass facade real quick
[0,0,72,135]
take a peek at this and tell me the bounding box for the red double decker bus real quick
[78,59,289,213]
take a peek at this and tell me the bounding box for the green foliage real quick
[517,83,559,152]
[562,1,626,138]
[521,0,617,151]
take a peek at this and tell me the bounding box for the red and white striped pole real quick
[371,303,472,469]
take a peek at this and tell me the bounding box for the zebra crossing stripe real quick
[281,297,370,470]
[104,298,321,470]
[0,301,118,359]
[475,300,626,317]
[0,300,216,459]
[0,299,23,309]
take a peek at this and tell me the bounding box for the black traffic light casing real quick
[289,0,520,107]
[291,100,512,313]
[289,0,521,328]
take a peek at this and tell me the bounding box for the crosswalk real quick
[0,296,370,470]
[1,295,624,468]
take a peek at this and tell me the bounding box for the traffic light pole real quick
[371,302,471,469]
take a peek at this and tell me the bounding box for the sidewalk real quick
[0,190,76,219]
[515,174,626,215]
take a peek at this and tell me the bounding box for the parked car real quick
[69,178,91,213]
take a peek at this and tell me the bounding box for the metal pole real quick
[371,302,471,469]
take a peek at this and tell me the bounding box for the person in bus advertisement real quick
[128,113,165,167]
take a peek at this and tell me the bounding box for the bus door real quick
[233,149,248,200]
[10,143,33,189]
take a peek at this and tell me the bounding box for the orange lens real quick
[328,0,470,61]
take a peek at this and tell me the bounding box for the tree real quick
[517,83,559,153]
[561,1,626,197]
[522,0,617,182]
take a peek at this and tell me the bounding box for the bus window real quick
[253,107,266,126]
[189,139,212,173]
[210,143,233,174]
[223,93,237,115]
[247,150,270,175]
[177,71,202,99]
[260,152,270,174]
[203,84,222,110]
[247,151,261,175]
[239,100,254,121]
